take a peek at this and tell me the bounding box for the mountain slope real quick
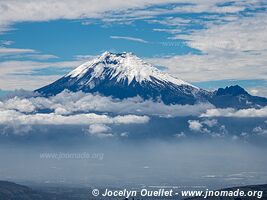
[0,181,95,200]
[210,85,267,109]
[36,52,267,108]
[0,181,48,200]
[36,52,209,105]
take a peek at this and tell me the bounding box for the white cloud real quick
[147,49,267,83]
[74,54,96,61]
[0,109,149,125]
[102,0,259,24]
[202,119,218,127]
[23,54,59,60]
[145,7,267,85]
[170,1,247,14]
[26,90,213,117]
[188,118,227,136]
[1,96,36,113]
[0,0,179,33]
[148,17,192,27]
[0,90,213,118]
[0,43,58,60]
[0,47,35,54]
[0,91,154,129]
[112,115,150,124]
[0,40,14,46]
[110,36,148,43]
[253,126,267,136]
[87,124,113,137]
[178,13,267,54]
[201,106,267,118]
[0,60,83,90]
[188,120,203,132]
[1,90,266,136]
[0,74,61,91]
[0,0,263,33]
[88,124,111,134]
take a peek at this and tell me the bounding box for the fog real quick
[0,138,267,190]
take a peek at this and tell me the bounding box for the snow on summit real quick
[67,51,195,87]
[36,51,206,105]
[36,51,267,107]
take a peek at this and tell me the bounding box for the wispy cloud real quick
[0,60,83,90]
[74,54,96,61]
[146,12,267,87]
[110,36,149,43]
[0,47,36,54]
[0,0,176,33]
[0,47,59,61]
[176,13,267,53]
[0,40,14,46]
[1,0,260,33]
[147,50,267,83]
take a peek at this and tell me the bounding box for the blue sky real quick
[0,0,267,96]
[0,19,198,59]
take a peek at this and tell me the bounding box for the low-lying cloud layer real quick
[1,90,267,138]
[0,91,156,136]
[0,110,149,125]
[1,90,267,122]
[201,107,267,118]
[0,90,213,117]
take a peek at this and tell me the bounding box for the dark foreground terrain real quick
[0,181,90,200]
[0,180,267,200]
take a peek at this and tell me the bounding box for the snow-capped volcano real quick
[67,51,196,88]
[36,52,206,104]
[36,52,267,108]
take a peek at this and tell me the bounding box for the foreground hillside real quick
[0,180,266,200]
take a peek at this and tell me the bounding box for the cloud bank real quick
[0,91,266,138]
[1,90,267,125]
[0,110,149,125]
[0,90,213,117]
[201,107,267,118]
